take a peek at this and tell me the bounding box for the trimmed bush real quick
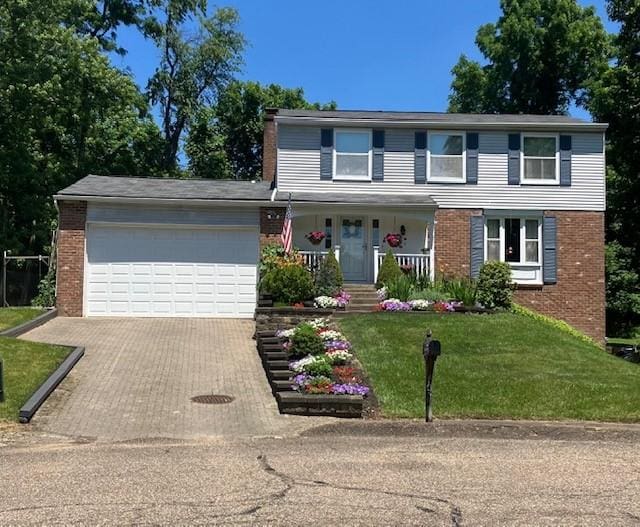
[376,250,402,288]
[260,264,315,305]
[315,250,343,296]
[289,324,326,358]
[476,261,514,309]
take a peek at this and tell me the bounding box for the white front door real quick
[85,224,258,317]
[340,217,366,281]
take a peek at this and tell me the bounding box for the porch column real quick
[334,244,340,263]
[373,245,380,283]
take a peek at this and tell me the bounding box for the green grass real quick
[340,313,640,422]
[0,337,70,421]
[0,307,44,332]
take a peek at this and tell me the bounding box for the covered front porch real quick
[291,206,435,284]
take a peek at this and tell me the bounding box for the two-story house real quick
[54,108,606,341]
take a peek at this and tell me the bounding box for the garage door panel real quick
[86,224,257,317]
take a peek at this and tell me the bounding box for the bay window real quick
[522,134,559,184]
[485,216,542,283]
[428,132,465,182]
[333,129,372,180]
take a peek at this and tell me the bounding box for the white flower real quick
[276,328,296,339]
[376,287,387,301]
[314,296,339,308]
[318,329,344,342]
[289,355,319,373]
[409,299,432,311]
[326,349,353,365]
[307,318,330,330]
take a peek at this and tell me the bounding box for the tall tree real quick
[0,0,163,255]
[146,3,245,173]
[589,0,640,335]
[185,81,336,180]
[448,0,611,114]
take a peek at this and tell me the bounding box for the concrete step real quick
[262,351,287,361]
[268,370,291,380]
[349,297,380,304]
[272,380,293,391]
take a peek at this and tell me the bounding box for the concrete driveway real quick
[21,318,321,441]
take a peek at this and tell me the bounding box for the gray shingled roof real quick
[56,175,274,201]
[275,191,436,206]
[275,108,604,127]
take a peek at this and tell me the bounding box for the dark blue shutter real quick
[320,128,333,180]
[372,130,384,181]
[414,131,427,184]
[466,132,479,184]
[470,215,485,279]
[559,135,572,187]
[543,216,557,284]
[508,133,520,185]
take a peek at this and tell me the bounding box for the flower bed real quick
[313,290,351,309]
[376,287,464,312]
[276,318,370,397]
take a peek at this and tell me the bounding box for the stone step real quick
[260,342,284,351]
[272,380,293,391]
[262,350,288,361]
[265,359,289,370]
[349,297,380,304]
[268,370,291,380]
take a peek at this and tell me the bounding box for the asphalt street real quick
[1,421,639,525]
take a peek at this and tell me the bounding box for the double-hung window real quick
[428,132,465,182]
[485,216,542,284]
[521,134,559,184]
[333,129,372,180]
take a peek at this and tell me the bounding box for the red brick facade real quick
[56,200,87,317]
[262,109,277,183]
[434,208,605,343]
[259,207,285,248]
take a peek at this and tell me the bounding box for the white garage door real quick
[85,224,258,317]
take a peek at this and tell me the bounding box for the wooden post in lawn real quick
[0,359,4,402]
[423,329,441,422]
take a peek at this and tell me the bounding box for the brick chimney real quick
[262,108,278,183]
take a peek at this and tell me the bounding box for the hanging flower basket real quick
[305,231,326,245]
[384,233,402,248]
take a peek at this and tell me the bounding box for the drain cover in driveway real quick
[191,394,235,405]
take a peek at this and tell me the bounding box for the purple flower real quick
[331,383,370,396]
[291,373,311,390]
[381,299,411,311]
[324,339,351,350]
[334,290,352,307]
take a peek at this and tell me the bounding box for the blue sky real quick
[111,0,616,119]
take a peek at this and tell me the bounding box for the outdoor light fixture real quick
[266,210,281,220]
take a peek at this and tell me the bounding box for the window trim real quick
[427,130,467,183]
[520,132,560,185]
[484,216,543,284]
[332,128,372,181]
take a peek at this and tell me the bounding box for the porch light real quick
[266,210,281,220]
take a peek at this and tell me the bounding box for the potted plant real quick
[384,233,402,248]
[305,231,326,245]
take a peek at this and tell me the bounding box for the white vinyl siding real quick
[277,126,605,211]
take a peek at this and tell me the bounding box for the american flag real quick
[281,194,293,254]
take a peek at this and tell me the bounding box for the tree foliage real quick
[147,3,245,173]
[186,81,336,179]
[0,0,163,255]
[448,0,611,114]
[588,0,640,335]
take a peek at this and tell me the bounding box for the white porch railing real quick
[299,245,340,272]
[373,246,431,283]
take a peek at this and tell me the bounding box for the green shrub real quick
[512,304,596,345]
[32,266,56,308]
[303,356,333,377]
[443,276,477,306]
[314,250,343,296]
[409,288,449,302]
[289,324,326,358]
[260,264,315,304]
[376,250,402,288]
[476,261,514,309]
[385,275,415,301]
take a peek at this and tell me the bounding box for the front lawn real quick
[340,313,640,422]
[0,307,44,332]
[0,337,70,421]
